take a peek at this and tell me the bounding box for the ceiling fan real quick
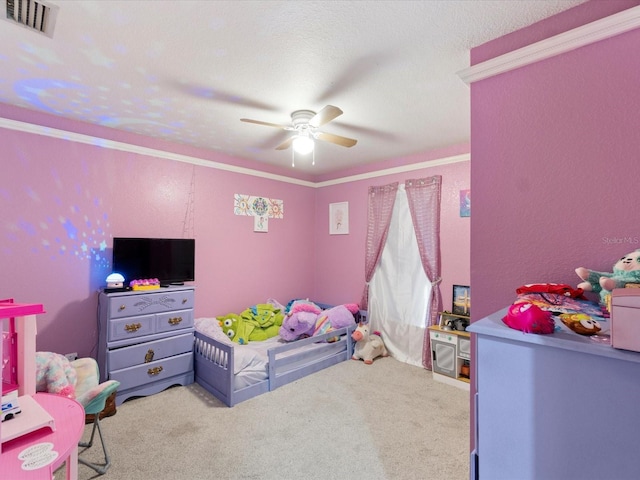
[240,105,357,164]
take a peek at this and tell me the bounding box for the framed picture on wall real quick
[460,189,470,217]
[452,285,470,317]
[329,202,349,235]
[254,215,268,232]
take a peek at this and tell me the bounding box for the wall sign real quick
[234,194,284,233]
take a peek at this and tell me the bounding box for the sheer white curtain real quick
[369,185,432,367]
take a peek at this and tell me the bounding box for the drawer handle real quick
[182,298,188,304]
[144,349,155,363]
[125,322,142,333]
[168,316,183,326]
[119,305,126,311]
[148,366,163,376]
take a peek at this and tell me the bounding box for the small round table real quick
[1,393,85,480]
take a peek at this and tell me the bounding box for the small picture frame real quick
[329,201,349,235]
[254,215,268,232]
[452,285,470,316]
[460,189,470,217]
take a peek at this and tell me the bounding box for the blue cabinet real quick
[97,287,195,405]
[469,309,640,480]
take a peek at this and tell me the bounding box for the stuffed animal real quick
[502,302,555,334]
[279,304,356,342]
[559,313,602,336]
[351,323,388,364]
[217,303,284,344]
[279,310,318,341]
[576,249,640,303]
[35,351,77,398]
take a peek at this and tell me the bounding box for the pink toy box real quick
[610,289,640,352]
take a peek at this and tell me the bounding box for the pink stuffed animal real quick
[502,302,555,334]
[351,323,388,364]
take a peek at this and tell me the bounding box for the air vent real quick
[3,0,59,38]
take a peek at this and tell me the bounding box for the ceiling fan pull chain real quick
[291,148,295,168]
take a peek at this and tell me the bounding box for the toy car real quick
[1,395,21,421]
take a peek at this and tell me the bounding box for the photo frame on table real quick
[452,285,471,316]
[329,201,349,235]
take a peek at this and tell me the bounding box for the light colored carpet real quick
[59,357,470,480]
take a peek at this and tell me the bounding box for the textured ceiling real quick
[0,0,587,176]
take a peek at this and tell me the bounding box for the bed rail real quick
[193,305,364,407]
[268,324,355,390]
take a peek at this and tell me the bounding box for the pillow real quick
[194,317,272,374]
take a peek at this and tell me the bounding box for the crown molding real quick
[458,5,640,84]
[0,116,470,188]
[315,153,470,188]
[0,117,316,187]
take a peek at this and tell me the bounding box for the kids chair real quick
[71,357,120,475]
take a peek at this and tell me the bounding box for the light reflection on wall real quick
[3,174,111,272]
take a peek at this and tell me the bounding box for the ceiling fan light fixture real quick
[292,134,314,155]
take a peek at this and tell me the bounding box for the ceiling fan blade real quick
[275,137,294,150]
[309,105,343,128]
[315,132,357,148]
[241,118,291,130]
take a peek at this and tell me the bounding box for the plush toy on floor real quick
[351,323,388,364]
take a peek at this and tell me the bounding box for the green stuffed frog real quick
[217,304,284,344]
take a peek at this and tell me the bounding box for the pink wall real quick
[471,2,640,320]
[313,146,470,312]
[0,107,316,356]
[1,104,470,358]
[468,1,640,455]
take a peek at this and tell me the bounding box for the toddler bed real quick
[193,302,363,407]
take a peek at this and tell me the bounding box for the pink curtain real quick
[405,176,442,370]
[360,182,398,310]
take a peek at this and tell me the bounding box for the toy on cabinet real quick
[576,249,640,305]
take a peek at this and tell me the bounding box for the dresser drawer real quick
[109,314,154,342]
[107,333,194,371]
[108,290,195,319]
[156,309,194,333]
[110,352,193,391]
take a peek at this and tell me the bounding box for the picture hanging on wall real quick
[234,193,283,231]
[460,189,470,217]
[452,285,470,317]
[254,215,268,232]
[329,202,349,235]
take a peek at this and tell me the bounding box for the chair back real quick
[71,358,120,415]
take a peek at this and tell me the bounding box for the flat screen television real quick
[112,237,195,286]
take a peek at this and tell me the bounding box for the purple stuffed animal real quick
[279,305,356,341]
